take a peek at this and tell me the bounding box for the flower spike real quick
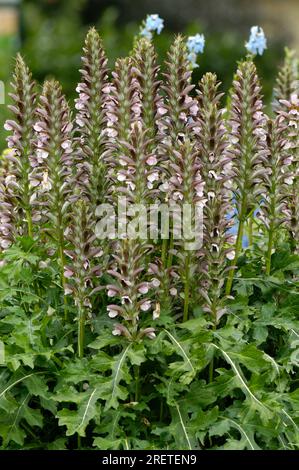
[32,80,75,289]
[196,73,234,322]
[225,60,267,294]
[272,48,299,114]
[4,54,37,238]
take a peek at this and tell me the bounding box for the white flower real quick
[40,171,52,192]
[146,156,157,166]
[36,149,48,162]
[33,122,44,132]
[76,117,85,127]
[117,173,126,182]
[157,106,167,116]
[140,300,151,311]
[173,191,183,201]
[138,283,149,294]
[107,289,117,297]
[112,326,122,336]
[226,250,235,260]
[64,268,74,278]
[106,128,117,138]
[4,121,13,131]
[285,176,294,185]
[107,307,119,318]
[102,85,112,94]
[147,172,159,183]
[61,139,72,150]
[151,278,160,288]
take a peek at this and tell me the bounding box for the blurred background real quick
[0,0,298,149]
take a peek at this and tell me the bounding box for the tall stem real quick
[209,312,217,382]
[161,238,168,268]
[26,209,33,238]
[78,304,85,359]
[58,225,67,321]
[167,234,174,269]
[225,218,245,296]
[248,216,253,246]
[266,226,274,275]
[77,305,85,452]
[183,252,190,322]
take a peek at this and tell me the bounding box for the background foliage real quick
[0,0,287,149]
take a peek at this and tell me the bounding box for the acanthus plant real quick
[260,116,292,273]
[64,196,103,358]
[74,27,112,295]
[75,27,109,217]
[2,54,37,240]
[105,56,158,340]
[0,21,299,451]
[225,58,267,294]
[31,80,75,308]
[0,154,16,250]
[279,93,299,253]
[108,56,141,144]
[163,136,204,322]
[161,35,198,158]
[195,72,234,325]
[158,36,199,308]
[106,120,158,341]
[133,37,162,141]
[272,48,299,114]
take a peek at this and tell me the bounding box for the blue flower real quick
[187,52,199,69]
[245,26,267,56]
[187,34,205,54]
[186,34,205,68]
[145,14,164,35]
[140,27,153,40]
[227,223,249,248]
[242,234,249,248]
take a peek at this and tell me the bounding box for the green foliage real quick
[0,238,298,449]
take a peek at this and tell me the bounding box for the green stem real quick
[225,218,245,296]
[58,227,67,321]
[77,303,85,449]
[161,238,168,268]
[266,227,274,275]
[248,216,253,246]
[183,253,190,322]
[21,422,38,441]
[208,322,217,383]
[78,304,85,359]
[167,234,174,269]
[26,209,33,238]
